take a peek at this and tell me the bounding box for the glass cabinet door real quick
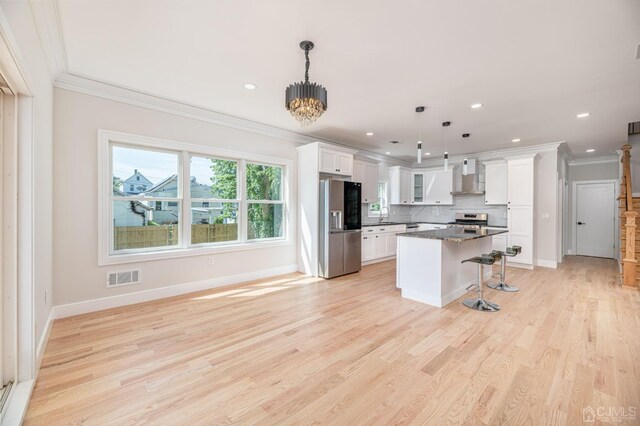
[412,173,424,203]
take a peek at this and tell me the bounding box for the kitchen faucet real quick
[379,206,389,223]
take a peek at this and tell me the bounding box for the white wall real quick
[566,161,619,254]
[0,1,54,348]
[53,89,298,306]
[534,150,559,266]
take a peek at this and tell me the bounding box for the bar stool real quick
[461,253,500,312]
[487,245,521,292]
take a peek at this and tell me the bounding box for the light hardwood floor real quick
[26,256,640,425]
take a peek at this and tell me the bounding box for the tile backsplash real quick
[361,194,507,226]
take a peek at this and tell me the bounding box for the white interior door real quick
[576,182,615,258]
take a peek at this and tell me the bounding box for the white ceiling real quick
[55,0,640,161]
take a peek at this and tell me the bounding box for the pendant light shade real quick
[415,106,425,164]
[285,41,328,127]
[442,121,451,170]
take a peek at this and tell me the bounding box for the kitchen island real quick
[396,228,508,307]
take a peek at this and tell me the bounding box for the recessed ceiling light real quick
[385,151,391,155]
[424,152,431,156]
[470,103,483,109]
[243,83,257,90]
[586,149,595,153]
[512,138,521,143]
[366,132,374,136]
[576,112,590,118]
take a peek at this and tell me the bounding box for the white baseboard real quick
[567,249,575,255]
[36,308,55,370]
[362,255,395,266]
[52,264,298,319]
[535,259,558,269]
[507,262,534,270]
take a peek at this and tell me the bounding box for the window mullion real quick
[181,150,190,248]
[239,159,247,243]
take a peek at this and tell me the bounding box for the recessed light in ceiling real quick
[424,152,431,156]
[243,83,257,90]
[576,112,590,118]
[512,138,521,143]
[470,103,483,109]
[586,149,595,153]
[366,132,374,136]
[385,151,391,155]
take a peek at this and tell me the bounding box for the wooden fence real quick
[114,224,237,250]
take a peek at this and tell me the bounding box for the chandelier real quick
[285,41,327,127]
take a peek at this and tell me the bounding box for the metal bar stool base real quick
[487,282,519,292]
[463,298,500,312]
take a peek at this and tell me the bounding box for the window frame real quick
[245,161,286,241]
[368,181,388,217]
[98,130,293,266]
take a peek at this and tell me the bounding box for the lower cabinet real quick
[362,225,405,262]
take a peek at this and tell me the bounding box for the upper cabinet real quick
[484,161,508,205]
[353,160,379,203]
[319,147,353,176]
[507,157,534,206]
[411,168,453,205]
[390,166,411,205]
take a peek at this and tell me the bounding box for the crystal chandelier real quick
[285,41,327,127]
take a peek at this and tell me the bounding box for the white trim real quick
[1,379,34,426]
[35,309,53,372]
[571,179,618,259]
[567,249,575,255]
[98,129,293,266]
[568,155,619,166]
[507,262,534,270]
[27,0,67,81]
[535,259,558,269]
[52,264,298,319]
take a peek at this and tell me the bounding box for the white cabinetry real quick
[485,227,508,252]
[353,160,379,203]
[506,156,535,266]
[362,224,405,262]
[484,161,508,205]
[390,166,411,205]
[420,169,453,205]
[319,147,353,176]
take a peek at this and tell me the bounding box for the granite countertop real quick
[362,221,449,227]
[396,228,508,242]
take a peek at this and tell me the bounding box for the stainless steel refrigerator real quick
[319,180,362,278]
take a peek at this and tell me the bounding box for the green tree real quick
[209,160,282,238]
[113,176,123,192]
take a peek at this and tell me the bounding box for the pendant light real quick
[285,41,328,127]
[442,121,451,170]
[415,106,425,163]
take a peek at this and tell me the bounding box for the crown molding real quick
[29,0,68,81]
[568,155,619,166]
[410,141,565,167]
[55,72,412,166]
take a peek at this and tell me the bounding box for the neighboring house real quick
[112,188,154,226]
[123,169,153,195]
[146,175,223,224]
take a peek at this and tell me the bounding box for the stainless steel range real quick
[447,213,488,230]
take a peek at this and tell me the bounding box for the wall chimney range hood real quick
[450,158,485,196]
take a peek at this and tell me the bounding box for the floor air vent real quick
[107,270,141,288]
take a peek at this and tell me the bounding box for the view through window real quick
[110,144,286,254]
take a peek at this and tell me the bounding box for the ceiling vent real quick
[389,140,400,144]
[107,269,141,288]
[629,121,640,136]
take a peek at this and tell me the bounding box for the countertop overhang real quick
[396,228,508,242]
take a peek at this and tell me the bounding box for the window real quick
[190,156,239,244]
[246,163,284,240]
[112,145,180,252]
[368,181,388,217]
[100,130,291,264]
